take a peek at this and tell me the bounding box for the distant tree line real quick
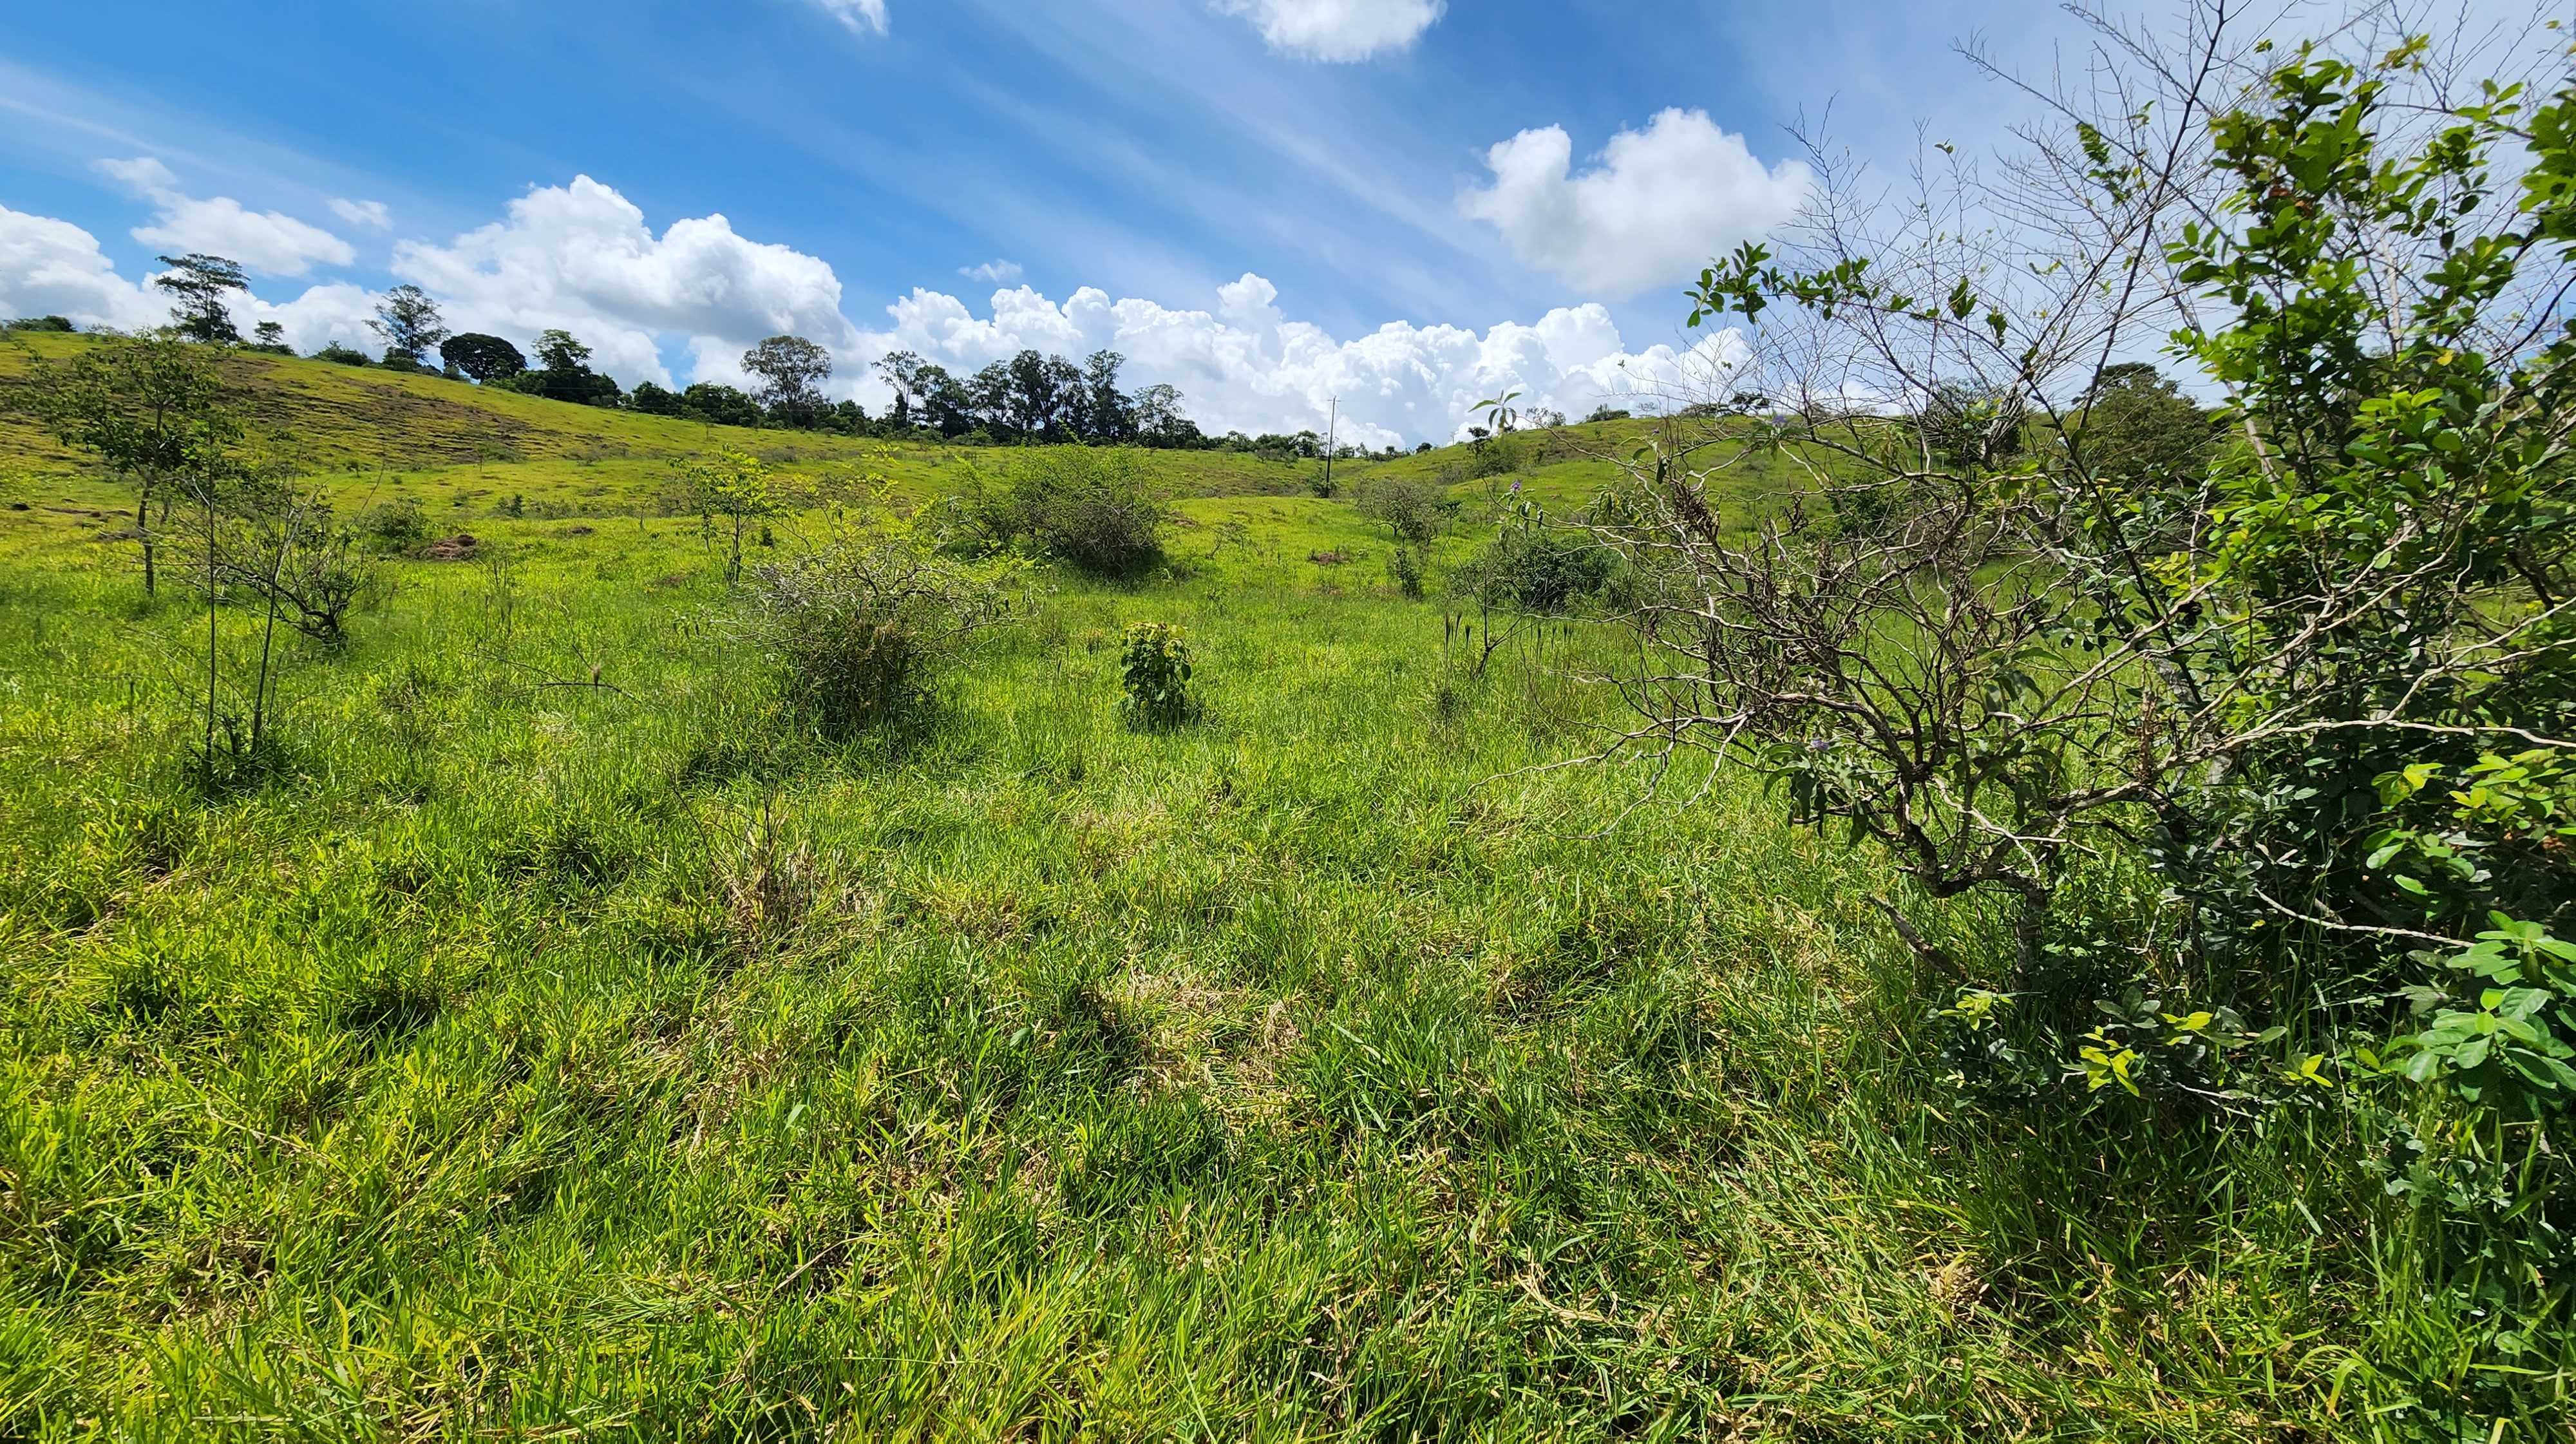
[25,252,1276,448]
[11,254,1499,453]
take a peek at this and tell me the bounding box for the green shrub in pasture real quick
[677,448,784,585]
[1117,621,1195,731]
[357,496,430,553]
[743,517,1027,739]
[1660,26,2576,1427]
[1459,499,1618,614]
[969,446,1168,578]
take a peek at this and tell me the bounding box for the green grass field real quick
[0,339,2463,1439]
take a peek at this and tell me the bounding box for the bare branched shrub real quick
[1584,17,2576,1411]
[204,473,379,646]
[1597,5,2574,982]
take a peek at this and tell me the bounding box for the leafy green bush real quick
[680,383,763,428]
[493,365,623,408]
[1460,506,1618,613]
[312,343,373,367]
[1117,622,1195,731]
[969,448,1167,578]
[1464,432,1524,479]
[743,517,1026,739]
[356,497,430,553]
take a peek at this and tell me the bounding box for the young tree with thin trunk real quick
[28,335,241,597]
[680,449,784,584]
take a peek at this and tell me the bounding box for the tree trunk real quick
[137,482,156,597]
[204,485,218,789]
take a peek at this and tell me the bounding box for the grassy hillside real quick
[0,330,1722,529]
[0,337,2458,1439]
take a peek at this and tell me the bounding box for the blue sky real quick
[1,0,2089,444]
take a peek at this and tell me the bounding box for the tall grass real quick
[0,442,2519,1439]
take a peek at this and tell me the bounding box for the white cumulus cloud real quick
[1212,0,1443,61]
[1461,108,1811,298]
[330,198,392,229]
[0,204,164,330]
[959,259,1024,284]
[237,283,389,356]
[389,175,862,387]
[94,157,355,278]
[809,0,888,35]
[1,177,1748,443]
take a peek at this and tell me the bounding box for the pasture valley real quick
[3,2,2574,1439]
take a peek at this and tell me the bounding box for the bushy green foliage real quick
[679,382,762,428]
[25,333,238,597]
[628,379,684,416]
[356,497,430,552]
[312,342,373,367]
[1117,621,1195,730]
[1463,430,1524,479]
[493,331,623,408]
[439,332,526,383]
[743,513,1026,739]
[370,285,449,369]
[741,334,831,428]
[2073,363,2213,485]
[677,448,784,584]
[1461,497,1618,613]
[969,446,1168,578]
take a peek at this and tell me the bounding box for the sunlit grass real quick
[0,354,2441,1439]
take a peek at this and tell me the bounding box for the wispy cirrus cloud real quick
[807,0,888,36]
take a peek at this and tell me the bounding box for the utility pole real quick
[1321,395,1338,495]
